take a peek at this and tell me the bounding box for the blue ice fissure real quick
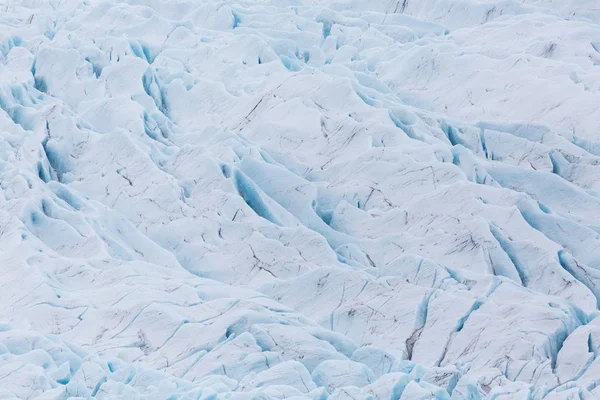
[233,169,282,226]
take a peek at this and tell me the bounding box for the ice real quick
[1,0,600,398]
[312,360,375,392]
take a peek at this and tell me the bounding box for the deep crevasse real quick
[1,0,600,398]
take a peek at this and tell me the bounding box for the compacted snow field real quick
[1,0,600,398]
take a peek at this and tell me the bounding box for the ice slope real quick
[1,0,600,398]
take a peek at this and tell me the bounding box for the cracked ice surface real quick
[1,0,600,398]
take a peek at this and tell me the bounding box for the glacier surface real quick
[1,0,600,398]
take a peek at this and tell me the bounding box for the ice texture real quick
[1,0,600,398]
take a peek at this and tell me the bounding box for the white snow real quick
[1,0,600,398]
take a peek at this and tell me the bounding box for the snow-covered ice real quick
[1,0,600,398]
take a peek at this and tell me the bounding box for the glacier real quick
[1,0,600,398]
